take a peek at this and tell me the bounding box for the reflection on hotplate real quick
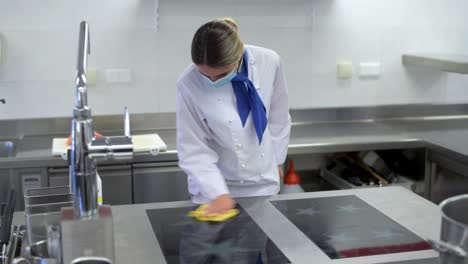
[271,195,431,259]
[146,206,290,264]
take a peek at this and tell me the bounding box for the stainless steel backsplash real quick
[2,103,468,139]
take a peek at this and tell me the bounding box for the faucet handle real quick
[124,106,130,137]
[88,106,133,161]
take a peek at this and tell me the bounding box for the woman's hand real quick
[204,194,235,215]
[278,165,284,181]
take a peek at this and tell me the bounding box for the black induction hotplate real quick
[271,195,431,259]
[146,206,290,264]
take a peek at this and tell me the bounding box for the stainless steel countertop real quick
[4,119,468,169]
[13,186,440,264]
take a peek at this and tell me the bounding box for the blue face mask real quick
[202,71,237,88]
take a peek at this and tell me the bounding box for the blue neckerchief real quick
[231,51,267,144]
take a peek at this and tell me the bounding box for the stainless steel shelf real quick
[402,53,468,74]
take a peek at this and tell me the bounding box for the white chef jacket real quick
[176,45,291,204]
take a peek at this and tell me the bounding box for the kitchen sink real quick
[0,141,16,158]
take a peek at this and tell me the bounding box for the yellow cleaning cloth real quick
[188,204,239,222]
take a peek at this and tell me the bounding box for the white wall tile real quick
[445,74,468,103]
[0,0,467,119]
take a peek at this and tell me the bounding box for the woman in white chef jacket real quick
[176,18,291,215]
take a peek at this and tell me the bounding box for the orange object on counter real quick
[284,160,301,185]
[67,131,104,146]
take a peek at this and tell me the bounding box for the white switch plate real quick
[105,69,132,83]
[359,62,381,78]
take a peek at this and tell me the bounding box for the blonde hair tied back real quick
[220,17,238,31]
[191,17,244,67]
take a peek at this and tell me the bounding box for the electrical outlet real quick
[337,62,353,79]
[87,68,98,86]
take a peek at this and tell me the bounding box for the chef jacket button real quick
[235,144,242,150]
[228,120,232,124]
[261,153,265,157]
[241,164,246,168]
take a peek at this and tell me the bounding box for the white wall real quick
[0,0,467,120]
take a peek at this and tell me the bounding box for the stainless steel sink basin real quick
[0,140,16,158]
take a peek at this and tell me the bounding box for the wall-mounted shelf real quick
[402,54,468,74]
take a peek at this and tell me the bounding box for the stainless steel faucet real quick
[71,21,133,218]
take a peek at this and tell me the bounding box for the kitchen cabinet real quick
[133,162,189,203]
[47,167,69,187]
[0,169,10,203]
[13,167,48,210]
[99,165,133,205]
[291,149,427,195]
[427,150,468,204]
[47,165,133,205]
